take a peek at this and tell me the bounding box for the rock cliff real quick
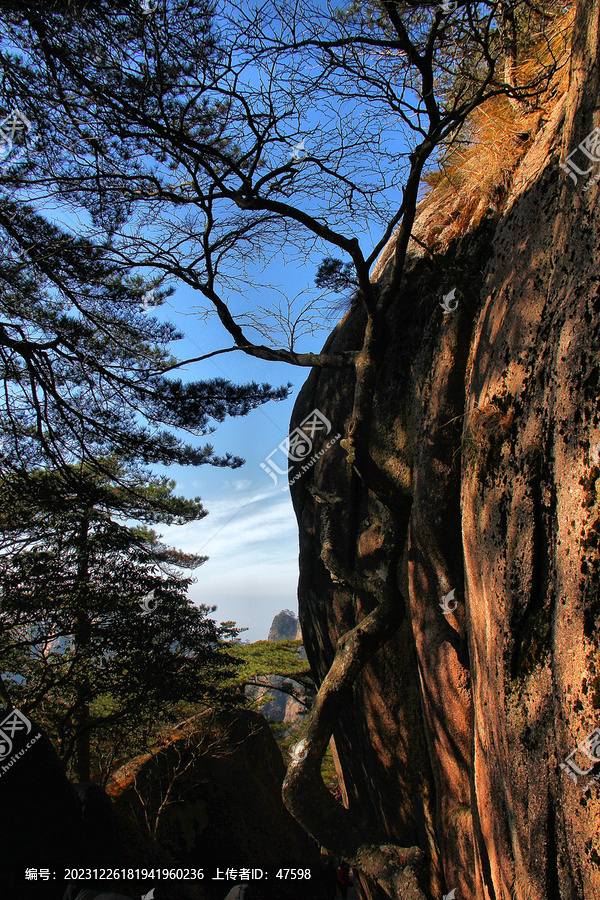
[290,1,600,898]
[268,609,300,642]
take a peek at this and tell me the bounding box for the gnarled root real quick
[282,595,427,900]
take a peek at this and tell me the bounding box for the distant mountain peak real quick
[268,609,300,642]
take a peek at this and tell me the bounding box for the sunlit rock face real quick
[268,609,300,641]
[290,3,600,896]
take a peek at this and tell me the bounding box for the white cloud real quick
[160,487,299,640]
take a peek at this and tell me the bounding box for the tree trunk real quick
[73,511,92,783]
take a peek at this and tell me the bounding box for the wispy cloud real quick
[161,486,299,640]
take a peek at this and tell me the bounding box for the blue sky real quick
[153,276,339,642]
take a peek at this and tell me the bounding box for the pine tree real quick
[0,463,242,782]
[0,198,288,478]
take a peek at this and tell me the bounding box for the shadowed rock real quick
[108,709,325,900]
[289,1,600,896]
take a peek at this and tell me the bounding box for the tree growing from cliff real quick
[0,464,241,782]
[0,0,569,893]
